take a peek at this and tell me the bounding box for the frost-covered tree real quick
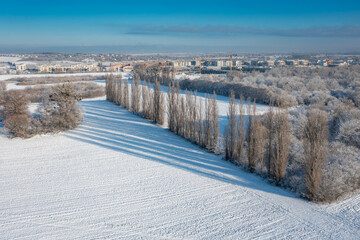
[246,98,266,172]
[2,90,30,138]
[303,109,328,201]
[337,119,360,148]
[264,102,275,177]
[153,80,164,125]
[273,107,291,183]
[236,96,246,165]
[117,76,123,106]
[123,79,130,110]
[225,91,237,160]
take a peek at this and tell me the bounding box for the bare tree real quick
[131,78,141,113]
[197,97,204,147]
[177,94,187,137]
[264,101,275,177]
[303,109,328,200]
[0,81,6,118]
[184,90,191,139]
[42,83,82,131]
[191,91,198,142]
[236,96,246,164]
[2,90,30,138]
[105,74,111,101]
[273,106,291,183]
[167,82,176,132]
[123,79,130,109]
[142,80,149,117]
[246,98,266,172]
[203,94,211,149]
[225,90,237,160]
[4,114,30,138]
[2,90,29,117]
[133,63,146,81]
[0,81,6,92]
[176,87,185,137]
[209,91,219,152]
[153,80,164,125]
[148,81,155,121]
[117,77,123,106]
[105,74,116,102]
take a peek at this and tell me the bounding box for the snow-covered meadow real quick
[1,73,360,239]
[1,96,360,239]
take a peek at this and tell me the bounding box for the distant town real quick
[1,53,359,76]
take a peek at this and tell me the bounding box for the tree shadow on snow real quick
[65,100,297,199]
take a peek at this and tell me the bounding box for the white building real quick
[16,64,27,72]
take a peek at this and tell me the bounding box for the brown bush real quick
[4,114,30,138]
[2,91,30,138]
[2,90,29,117]
[38,83,82,133]
[0,81,6,92]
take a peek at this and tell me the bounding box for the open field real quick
[1,97,360,239]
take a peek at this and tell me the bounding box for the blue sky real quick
[1,0,360,53]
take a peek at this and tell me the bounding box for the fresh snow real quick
[1,97,360,239]
[175,73,201,80]
[0,56,22,63]
[0,72,125,82]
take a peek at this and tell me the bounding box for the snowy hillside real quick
[1,97,359,239]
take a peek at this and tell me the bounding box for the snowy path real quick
[1,98,359,239]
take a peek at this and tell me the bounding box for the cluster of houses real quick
[6,57,356,75]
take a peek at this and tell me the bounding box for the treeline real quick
[10,75,108,86]
[234,66,360,107]
[179,79,280,106]
[9,82,104,103]
[167,82,219,151]
[105,74,165,125]
[132,63,295,107]
[106,74,345,201]
[133,64,175,85]
[223,93,330,201]
[105,74,219,153]
[0,82,82,138]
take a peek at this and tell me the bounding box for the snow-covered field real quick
[0,56,22,63]
[1,97,360,239]
[0,72,123,82]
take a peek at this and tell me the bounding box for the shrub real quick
[4,114,30,138]
[38,83,82,132]
[316,141,360,202]
[337,119,360,148]
[2,91,30,138]
[1,90,29,118]
[0,81,6,92]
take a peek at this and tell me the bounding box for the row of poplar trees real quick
[224,90,328,200]
[105,74,220,153]
[106,74,328,201]
[224,91,291,182]
[167,82,219,152]
[106,74,165,125]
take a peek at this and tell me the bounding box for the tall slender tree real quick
[303,109,328,200]
[225,90,237,160]
[236,96,246,164]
